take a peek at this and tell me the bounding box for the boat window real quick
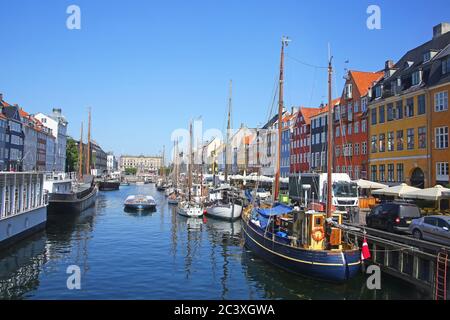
[315,217,322,226]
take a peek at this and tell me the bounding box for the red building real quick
[334,71,383,179]
[290,107,321,174]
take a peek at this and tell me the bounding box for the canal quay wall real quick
[345,221,450,300]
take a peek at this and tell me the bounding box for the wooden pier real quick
[344,223,449,300]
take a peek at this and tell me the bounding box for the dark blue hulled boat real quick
[242,205,360,282]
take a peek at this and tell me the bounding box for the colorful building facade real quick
[368,23,450,188]
[334,71,383,179]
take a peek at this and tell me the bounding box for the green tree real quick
[125,167,137,175]
[66,137,79,172]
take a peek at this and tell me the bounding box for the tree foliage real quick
[66,137,79,172]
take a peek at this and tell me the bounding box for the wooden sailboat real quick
[47,110,98,215]
[206,80,244,221]
[241,38,361,282]
[168,139,181,205]
[177,121,203,217]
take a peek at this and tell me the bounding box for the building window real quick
[442,57,450,75]
[371,136,377,153]
[412,71,421,86]
[407,128,415,150]
[397,130,404,151]
[375,86,382,98]
[354,101,359,113]
[379,105,385,123]
[388,132,394,151]
[336,146,340,157]
[371,108,377,125]
[355,143,360,156]
[418,94,426,115]
[435,91,448,112]
[387,103,394,121]
[379,165,386,182]
[397,164,404,182]
[435,126,449,149]
[436,162,449,182]
[388,164,394,182]
[348,124,352,135]
[396,100,403,119]
[342,125,346,137]
[406,98,414,117]
[362,98,368,112]
[362,142,367,155]
[418,127,426,149]
[354,121,359,134]
[361,119,367,133]
[371,165,377,182]
[336,126,340,137]
[379,134,386,152]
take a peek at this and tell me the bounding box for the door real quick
[422,217,438,242]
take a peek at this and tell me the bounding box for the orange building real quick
[334,71,383,179]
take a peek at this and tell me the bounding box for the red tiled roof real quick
[311,98,341,117]
[349,71,384,97]
[298,107,321,125]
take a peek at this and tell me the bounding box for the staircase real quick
[435,251,448,300]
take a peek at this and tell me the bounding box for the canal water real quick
[0,184,428,300]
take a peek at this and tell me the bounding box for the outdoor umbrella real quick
[371,183,420,197]
[403,185,450,211]
[354,179,387,190]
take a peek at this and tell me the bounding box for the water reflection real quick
[0,232,47,300]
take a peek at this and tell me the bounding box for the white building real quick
[34,109,68,172]
[107,152,118,173]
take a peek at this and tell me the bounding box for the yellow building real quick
[368,23,450,188]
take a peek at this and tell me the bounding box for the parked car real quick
[409,216,450,245]
[255,188,271,200]
[366,202,422,233]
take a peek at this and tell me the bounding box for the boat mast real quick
[274,36,289,202]
[78,122,83,179]
[188,121,193,201]
[326,58,333,219]
[225,80,232,183]
[162,145,165,180]
[86,108,91,176]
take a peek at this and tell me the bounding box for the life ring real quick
[312,227,325,242]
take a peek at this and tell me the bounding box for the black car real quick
[366,202,422,233]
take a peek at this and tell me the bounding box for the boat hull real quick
[98,181,120,191]
[47,186,98,215]
[0,206,47,250]
[177,205,203,218]
[124,204,156,211]
[206,203,243,221]
[242,220,361,282]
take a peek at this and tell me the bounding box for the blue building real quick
[280,112,295,178]
[2,104,24,171]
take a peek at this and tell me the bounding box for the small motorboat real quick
[176,201,203,218]
[124,195,156,211]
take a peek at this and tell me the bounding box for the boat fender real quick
[312,227,325,242]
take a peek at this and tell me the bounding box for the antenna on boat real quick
[78,122,84,180]
[86,107,91,176]
[274,36,290,202]
[326,55,334,219]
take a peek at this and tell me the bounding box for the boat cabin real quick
[251,205,345,251]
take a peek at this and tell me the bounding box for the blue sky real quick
[0,0,449,157]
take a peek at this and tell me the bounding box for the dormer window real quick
[405,61,414,69]
[375,85,382,98]
[442,57,450,75]
[424,50,437,63]
[412,70,422,86]
[345,83,353,99]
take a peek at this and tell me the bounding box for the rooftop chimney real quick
[433,22,450,39]
[53,108,62,115]
[385,60,394,70]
